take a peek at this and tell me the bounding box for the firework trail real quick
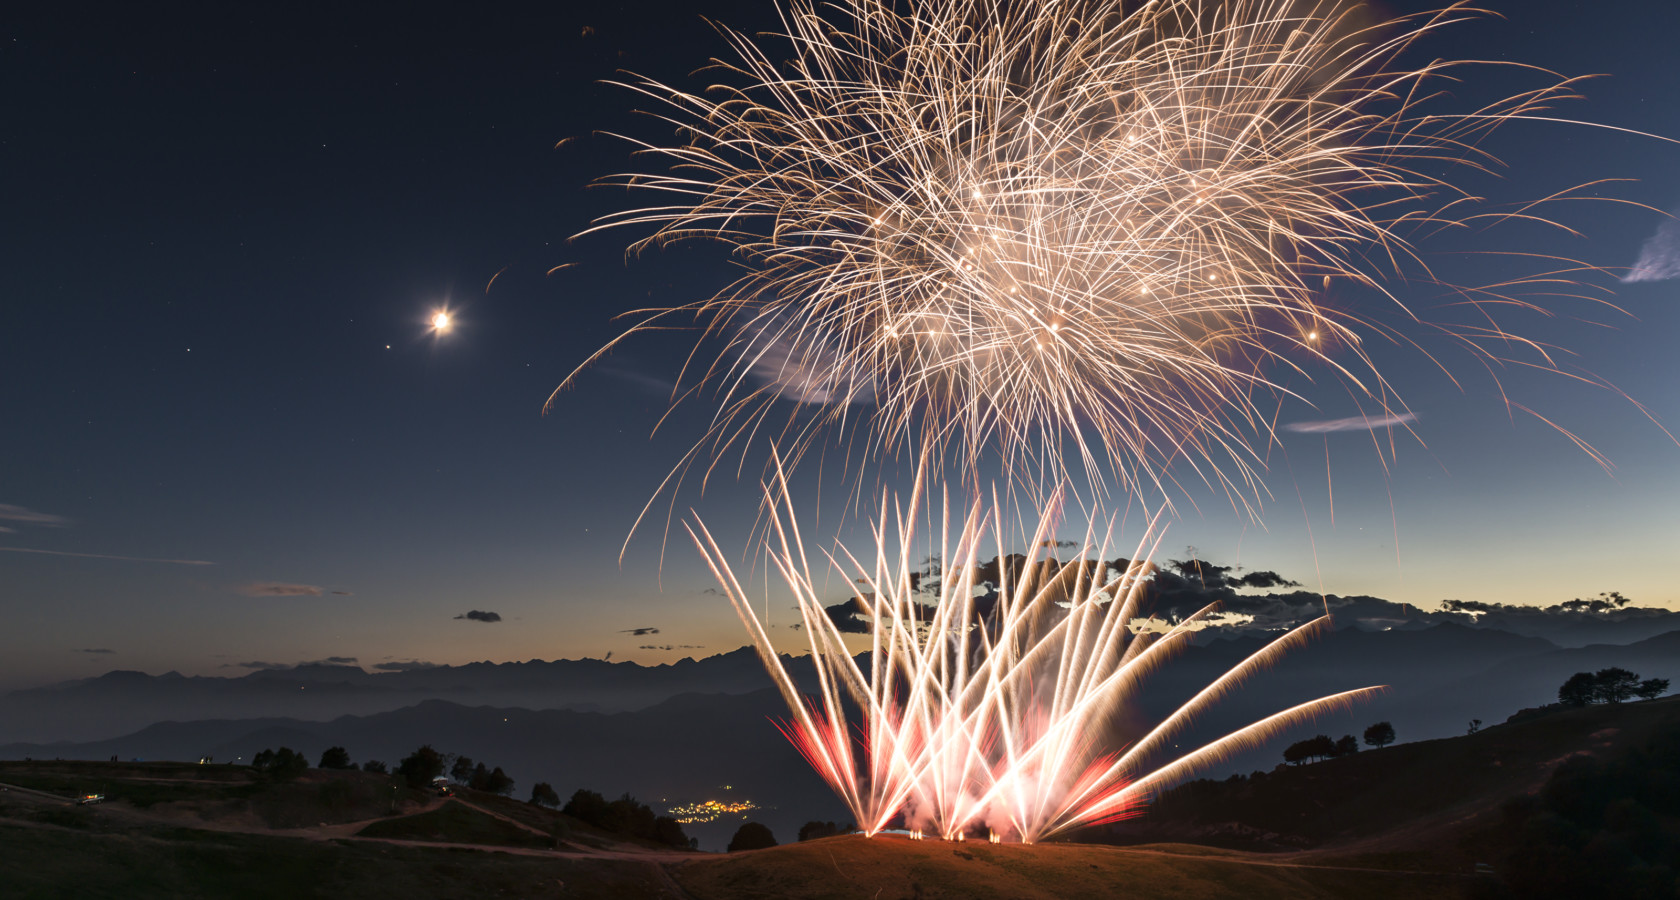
[561,0,1645,841]
[688,468,1380,841]
[556,0,1622,512]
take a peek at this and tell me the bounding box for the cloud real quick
[228,656,361,670]
[373,660,439,672]
[640,644,675,651]
[1624,216,1680,283]
[74,648,115,654]
[741,315,875,406]
[1285,412,1417,434]
[455,610,502,623]
[701,587,720,596]
[595,363,677,397]
[0,504,72,528]
[620,626,660,636]
[1233,570,1300,590]
[239,582,326,597]
[0,547,213,565]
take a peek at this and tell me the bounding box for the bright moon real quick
[431,311,452,332]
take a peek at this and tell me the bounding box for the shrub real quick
[728,821,777,852]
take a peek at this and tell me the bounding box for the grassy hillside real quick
[1096,696,1680,871]
[355,800,554,849]
[675,834,1462,900]
[0,764,684,899]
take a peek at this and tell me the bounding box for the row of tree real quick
[1279,666,1671,768]
[244,743,521,798]
[1281,722,1394,765]
[560,789,689,847]
[1557,668,1668,707]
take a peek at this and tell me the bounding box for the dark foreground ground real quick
[2,695,1675,899]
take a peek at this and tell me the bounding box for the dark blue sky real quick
[3,0,1677,689]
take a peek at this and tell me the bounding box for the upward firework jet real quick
[688,472,1380,841]
[558,0,1616,508]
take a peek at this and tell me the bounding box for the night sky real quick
[4,0,1677,690]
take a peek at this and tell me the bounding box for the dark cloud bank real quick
[816,553,1680,648]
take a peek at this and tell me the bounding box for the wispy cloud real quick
[595,363,677,397]
[1624,216,1680,283]
[226,656,361,670]
[1284,412,1417,434]
[74,648,115,654]
[239,582,326,597]
[0,504,73,528]
[373,660,438,672]
[620,626,659,636]
[742,320,875,407]
[0,547,213,565]
[455,610,502,623]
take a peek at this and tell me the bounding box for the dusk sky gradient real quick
[3,0,1677,689]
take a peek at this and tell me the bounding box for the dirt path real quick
[1,781,695,866]
[0,781,78,804]
[1106,844,1471,878]
[448,796,553,838]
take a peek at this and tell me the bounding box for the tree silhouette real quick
[1363,722,1396,748]
[1332,735,1360,757]
[1592,668,1640,704]
[397,744,445,788]
[799,820,844,841]
[1560,669,1657,706]
[317,746,353,770]
[1558,672,1598,707]
[450,755,475,783]
[1283,734,1335,765]
[361,759,387,774]
[530,782,561,808]
[483,766,515,796]
[251,747,307,780]
[728,821,778,851]
[562,789,609,827]
[1634,678,1670,701]
[652,816,689,847]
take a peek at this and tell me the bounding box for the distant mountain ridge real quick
[4,623,1676,849]
[0,647,810,744]
[6,623,1676,757]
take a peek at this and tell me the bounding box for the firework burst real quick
[557,0,1616,510]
